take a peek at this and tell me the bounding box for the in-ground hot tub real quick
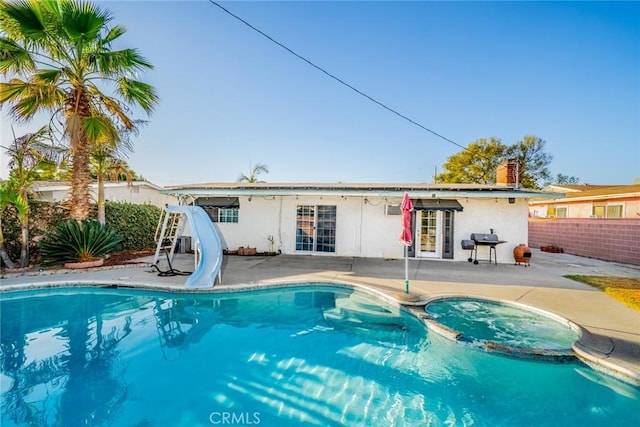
[424,297,582,360]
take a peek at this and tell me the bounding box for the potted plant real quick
[39,219,123,268]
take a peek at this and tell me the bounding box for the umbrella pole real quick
[404,245,409,293]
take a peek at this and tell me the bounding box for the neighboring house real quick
[31,180,175,208]
[528,184,640,219]
[162,179,560,264]
[528,184,640,265]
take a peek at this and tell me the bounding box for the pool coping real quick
[2,277,639,388]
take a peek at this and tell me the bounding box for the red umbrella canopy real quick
[399,192,413,246]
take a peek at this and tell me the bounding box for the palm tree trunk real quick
[20,223,29,268]
[69,137,92,221]
[68,88,92,221]
[18,190,29,268]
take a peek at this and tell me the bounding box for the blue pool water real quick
[1,285,638,426]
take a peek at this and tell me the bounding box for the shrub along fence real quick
[528,218,640,266]
[2,201,162,265]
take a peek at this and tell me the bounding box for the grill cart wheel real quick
[461,240,476,263]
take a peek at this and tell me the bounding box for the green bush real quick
[1,200,162,265]
[103,202,162,251]
[39,219,123,264]
[2,200,68,264]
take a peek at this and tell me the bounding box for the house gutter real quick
[161,187,561,200]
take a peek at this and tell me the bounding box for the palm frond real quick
[0,0,48,42]
[116,77,158,113]
[86,84,134,129]
[82,114,119,145]
[0,37,36,75]
[34,68,61,84]
[103,24,126,44]
[60,0,109,43]
[0,78,64,120]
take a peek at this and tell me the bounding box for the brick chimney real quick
[496,160,522,187]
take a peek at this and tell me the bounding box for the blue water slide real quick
[165,205,223,288]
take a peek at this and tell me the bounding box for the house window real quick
[547,206,556,218]
[555,207,567,218]
[606,204,623,218]
[592,204,605,218]
[219,208,239,223]
[203,207,238,223]
[197,197,240,223]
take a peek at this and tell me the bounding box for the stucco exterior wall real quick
[528,218,640,265]
[208,195,530,263]
[455,198,530,263]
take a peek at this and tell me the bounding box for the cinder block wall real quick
[528,218,640,266]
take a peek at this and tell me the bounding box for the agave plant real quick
[39,220,123,265]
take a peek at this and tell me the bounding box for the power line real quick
[207,0,468,152]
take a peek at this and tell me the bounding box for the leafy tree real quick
[0,0,158,221]
[505,135,552,189]
[548,173,580,186]
[435,135,558,189]
[434,137,507,184]
[237,162,270,183]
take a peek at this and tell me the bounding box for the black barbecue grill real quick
[462,233,507,265]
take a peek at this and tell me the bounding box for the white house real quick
[162,181,561,264]
[31,180,174,208]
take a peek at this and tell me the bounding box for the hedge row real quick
[2,201,162,264]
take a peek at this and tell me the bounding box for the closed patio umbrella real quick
[399,192,413,294]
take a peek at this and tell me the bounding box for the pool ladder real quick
[153,208,187,266]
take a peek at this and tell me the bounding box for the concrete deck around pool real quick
[2,249,639,385]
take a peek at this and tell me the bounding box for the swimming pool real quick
[1,284,639,426]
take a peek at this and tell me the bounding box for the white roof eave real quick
[161,187,562,200]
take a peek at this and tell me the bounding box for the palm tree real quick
[90,121,144,224]
[90,143,134,225]
[237,162,270,183]
[0,0,158,221]
[0,181,22,269]
[4,126,59,267]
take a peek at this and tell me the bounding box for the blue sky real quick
[1,0,639,186]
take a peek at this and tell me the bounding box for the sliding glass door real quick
[296,205,336,253]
